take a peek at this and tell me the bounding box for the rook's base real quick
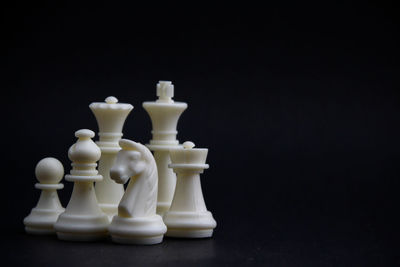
[163,211,217,238]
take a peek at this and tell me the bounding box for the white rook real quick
[164,141,217,238]
[143,81,187,215]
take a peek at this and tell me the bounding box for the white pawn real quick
[108,139,167,245]
[164,141,217,238]
[54,129,109,241]
[24,157,65,234]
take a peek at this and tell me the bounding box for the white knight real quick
[108,139,167,245]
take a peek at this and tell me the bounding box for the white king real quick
[143,81,188,215]
[89,96,133,219]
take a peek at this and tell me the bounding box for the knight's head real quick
[110,139,150,184]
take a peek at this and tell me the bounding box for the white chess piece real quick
[54,129,109,241]
[143,81,187,215]
[24,157,65,234]
[164,141,217,238]
[108,139,167,245]
[90,96,133,220]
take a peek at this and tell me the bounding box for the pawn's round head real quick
[35,157,64,184]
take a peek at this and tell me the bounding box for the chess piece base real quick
[54,213,109,241]
[109,215,167,245]
[163,211,216,238]
[23,207,65,235]
[25,226,55,235]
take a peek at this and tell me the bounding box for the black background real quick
[2,2,400,266]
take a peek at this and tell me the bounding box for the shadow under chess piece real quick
[163,141,217,238]
[108,139,167,245]
[24,157,65,234]
[54,129,109,241]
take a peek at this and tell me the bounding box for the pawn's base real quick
[109,215,166,245]
[25,226,55,235]
[23,207,65,235]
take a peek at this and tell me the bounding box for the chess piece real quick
[23,157,65,234]
[54,129,109,241]
[164,141,216,238]
[143,81,187,215]
[90,96,133,219]
[108,139,167,245]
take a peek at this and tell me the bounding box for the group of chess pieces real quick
[23,81,217,245]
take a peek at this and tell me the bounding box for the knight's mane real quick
[119,139,154,164]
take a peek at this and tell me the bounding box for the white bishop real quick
[54,129,109,241]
